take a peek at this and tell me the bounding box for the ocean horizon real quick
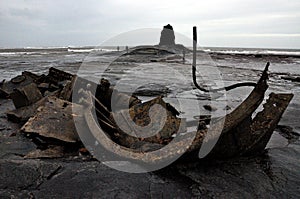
[0,46,300,57]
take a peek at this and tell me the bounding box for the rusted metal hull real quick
[204,93,293,159]
[1,66,293,163]
[80,64,293,163]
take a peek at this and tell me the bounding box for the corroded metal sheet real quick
[112,96,186,143]
[21,97,81,143]
[0,71,42,98]
[6,92,60,123]
[10,83,43,108]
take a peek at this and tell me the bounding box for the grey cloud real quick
[0,0,299,48]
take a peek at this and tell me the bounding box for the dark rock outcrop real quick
[157,24,190,54]
[159,24,175,46]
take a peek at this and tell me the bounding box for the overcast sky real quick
[0,0,299,48]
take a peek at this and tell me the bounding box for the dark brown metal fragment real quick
[10,83,43,109]
[0,71,43,98]
[21,97,81,143]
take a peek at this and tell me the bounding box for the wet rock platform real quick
[1,97,300,198]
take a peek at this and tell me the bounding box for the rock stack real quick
[159,24,175,46]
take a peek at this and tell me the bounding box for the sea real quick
[0,46,299,79]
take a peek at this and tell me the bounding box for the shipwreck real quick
[0,26,294,166]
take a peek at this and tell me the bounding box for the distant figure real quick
[126,46,129,53]
[182,49,185,63]
[159,24,175,46]
[117,46,120,51]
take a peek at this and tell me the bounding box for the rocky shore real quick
[0,50,300,198]
[0,95,299,198]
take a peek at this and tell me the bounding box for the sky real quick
[0,0,299,48]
